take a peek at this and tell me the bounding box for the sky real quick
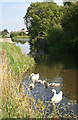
[0,0,63,32]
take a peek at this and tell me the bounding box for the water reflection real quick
[16,42,30,56]
[32,54,77,101]
[62,69,76,100]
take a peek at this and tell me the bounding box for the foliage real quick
[10,31,19,38]
[19,31,27,36]
[1,43,44,118]
[47,24,64,52]
[24,1,78,53]
[2,57,44,118]
[21,28,25,30]
[2,42,34,76]
[1,29,9,38]
[10,31,29,44]
[61,1,78,52]
[12,36,30,44]
[24,2,61,38]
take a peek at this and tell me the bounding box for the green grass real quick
[2,42,34,75]
[1,43,45,118]
[13,35,30,40]
[0,35,2,38]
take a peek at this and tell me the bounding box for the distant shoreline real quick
[0,38,15,43]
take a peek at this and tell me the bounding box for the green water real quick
[16,41,78,117]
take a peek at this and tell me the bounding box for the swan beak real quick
[51,91,53,93]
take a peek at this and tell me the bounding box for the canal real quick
[15,41,78,118]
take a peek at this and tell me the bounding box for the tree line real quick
[24,1,78,53]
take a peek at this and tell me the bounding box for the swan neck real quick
[54,90,56,95]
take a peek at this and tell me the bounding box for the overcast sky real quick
[0,0,63,32]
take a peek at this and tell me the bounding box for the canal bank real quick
[1,42,36,118]
[0,38,14,43]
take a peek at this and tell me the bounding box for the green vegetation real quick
[24,1,78,53]
[10,31,30,43]
[1,29,10,38]
[12,36,30,40]
[61,2,78,52]
[2,42,34,75]
[0,35,2,38]
[10,31,28,38]
[24,2,61,38]
[1,42,37,118]
[47,23,63,53]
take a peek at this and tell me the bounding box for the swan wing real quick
[51,91,63,103]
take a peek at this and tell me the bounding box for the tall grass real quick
[2,42,34,76]
[2,57,43,118]
[1,42,45,118]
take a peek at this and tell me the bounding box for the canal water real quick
[15,41,78,118]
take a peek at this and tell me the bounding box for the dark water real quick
[16,42,78,117]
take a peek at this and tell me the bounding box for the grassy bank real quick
[1,42,49,118]
[11,36,30,44]
[12,36,30,42]
[14,35,30,39]
[1,42,37,118]
[2,42,34,76]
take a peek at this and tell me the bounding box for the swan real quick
[38,80,43,84]
[29,83,35,90]
[51,89,63,107]
[50,82,60,87]
[35,79,39,83]
[42,80,47,85]
[45,83,51,88]
[38,80,47,84]
[30,73,34,77]
[30,73,39,83]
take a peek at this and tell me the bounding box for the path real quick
[0,38,14,43]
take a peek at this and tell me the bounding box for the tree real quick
[24,2,60,38]
[1,29,9,38]
[63,0,78,6]
[19,31,26,36]
[10,31,19,38]
[21,28,25,30]
[1,29,9,37]
[47,24,63,52]
[61,1,78,51]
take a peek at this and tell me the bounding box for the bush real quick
[19,31,27,36]
[10,32,19,38]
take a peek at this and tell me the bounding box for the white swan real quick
[38,80,43,84]
[45,83,51,88]
[38,80,47,84]
[50,82,60,87]
[42,80,47,85]
[29,83,35,90]
[30,73,39,83]
[51,89,63,107]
